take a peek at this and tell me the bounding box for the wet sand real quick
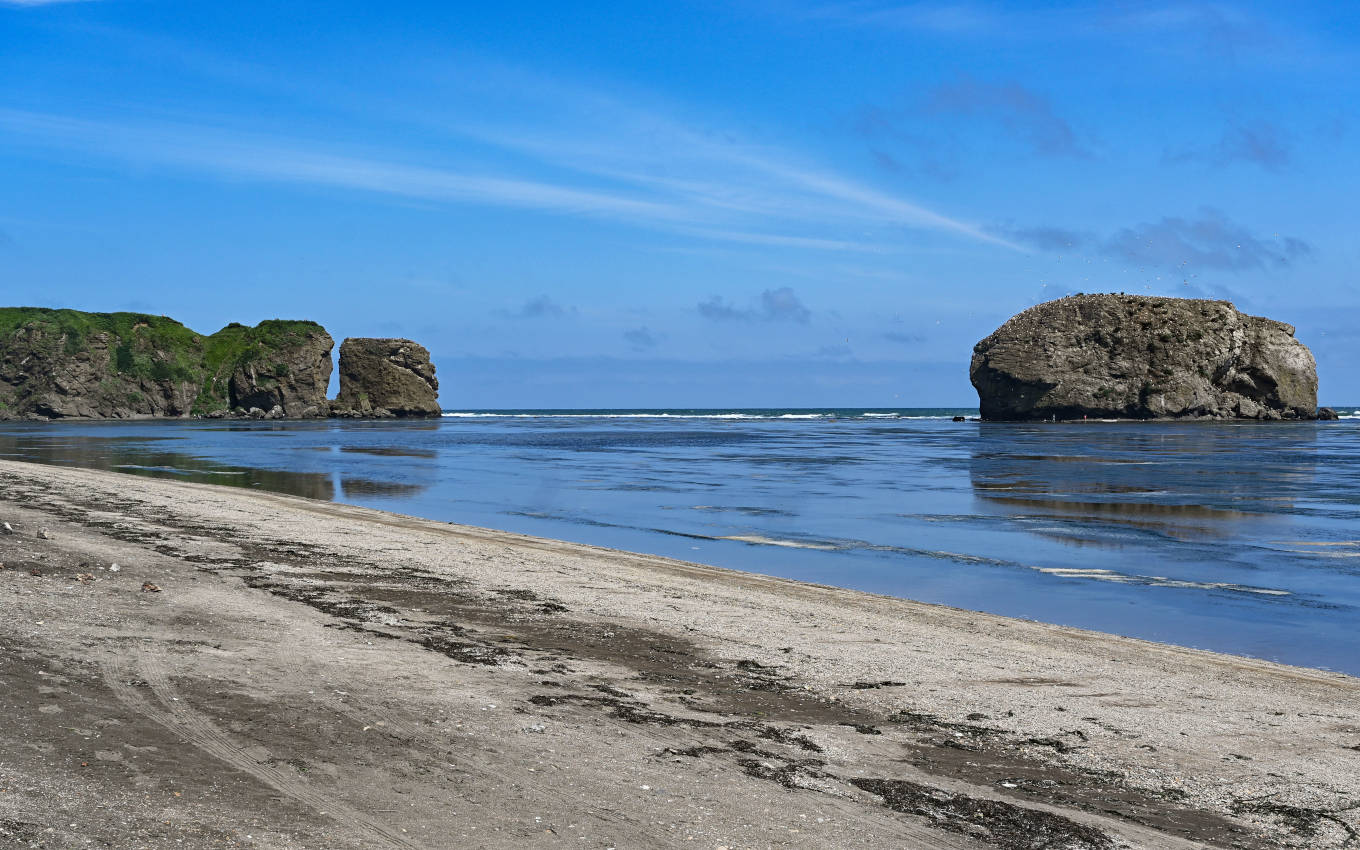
[0,458,1356,849]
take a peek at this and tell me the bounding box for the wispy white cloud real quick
[427,83,1019,248]
[693,230,885,252]
[798,2,1008,34]
[81,36,1028,249]
[0,39,1027,254]
[0,96,1017,253]
[0,0,98,6]
[794,1,1258,37]
[0,108,692,222]
[785,1,1318,63]
[722,147,1019,246]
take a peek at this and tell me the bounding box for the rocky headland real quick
[971,294,1319,421]
[331,337,440,418]
[0,308,442,420]
[0,308,334,420]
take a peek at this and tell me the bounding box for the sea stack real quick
[332,338,440,418]
[970,294,1317,421]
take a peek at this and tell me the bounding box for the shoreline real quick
[1,458,1356,848]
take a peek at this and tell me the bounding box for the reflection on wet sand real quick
[970,424,1316,547]
[983,494,1251,542]
[0,433,336,501]
[340,446,438,459]
[0,426,448,505]
[340,477,431,498]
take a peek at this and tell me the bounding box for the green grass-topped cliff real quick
[0,308,334,420]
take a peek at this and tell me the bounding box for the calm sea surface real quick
[3,408,1359,674]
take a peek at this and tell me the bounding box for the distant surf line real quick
[441,410,969,421]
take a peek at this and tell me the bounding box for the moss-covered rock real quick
[970,295,1318,421]
[205,320,333,417]
[0,308,333,420]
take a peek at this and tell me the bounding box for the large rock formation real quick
[331,338,440,418]
[970,295,1317,421]
[213,321,334,418]
[0,308,333,420]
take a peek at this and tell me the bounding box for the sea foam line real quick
[717,534,840,550]
[722,533,1294,596]
[1036,566,1290,595]
[441,412,956,420]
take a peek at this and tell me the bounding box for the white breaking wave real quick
[1036,566,1290,595]
[441,411,960,420]
[707,532,1293,598]
[114,464,245,476]
[718,534,841,550]
[719,535,1294,597]
[443,412,810,419]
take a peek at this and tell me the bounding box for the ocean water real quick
[2,408,1359,674]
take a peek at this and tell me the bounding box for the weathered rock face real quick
[0,323,196,419]
[332,338,440,418]
[0,309,333,420]
[216,321,334,418]
[970,295,1317,421]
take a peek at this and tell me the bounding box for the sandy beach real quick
[0,457,1356,849]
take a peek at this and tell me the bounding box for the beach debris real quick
[851,777,1115,849]
[76,573,95,583]
[1,522,14,535]
[523,723,546,734]
[107,563,120,572]
[29,568,43,577]
[141,582,161,593]
[37,528,51,540]
[1231,797,1360,845]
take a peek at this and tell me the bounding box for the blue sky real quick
[1,0,1356,406]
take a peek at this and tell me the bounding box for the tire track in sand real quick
[101,656,426,850]
[319,692,683,847]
